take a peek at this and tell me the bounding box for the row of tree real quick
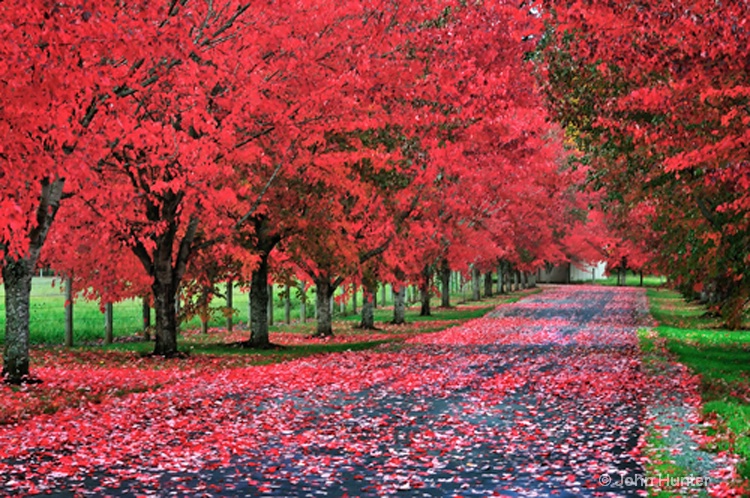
[539,0,749,327]
[1,0,605,383]
[6,1,746,385]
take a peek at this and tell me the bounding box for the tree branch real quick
[174,215,200,284]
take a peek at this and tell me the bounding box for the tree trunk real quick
[248,253,271,347]
[197,282,213,335]
[65,276,74,347]
[299,281,307,323]
[722,287,748,330]
[284,284,291,324]
[440,260,451,308]
[471,266,481,301]
[392,286,406,324]
[360,287,375,329]
[247,289,253,329]
[419,264,432,316]
[151,274,179,357]
[314,278,335,337]
[2,259,34,384]
[381,283,387,308]
[226,280,233,332]
[268,284,274,326]
[497,262,505,294]
[351,283,357,314]
[2,177,64,382]
[484,271,493,297]
[420,286,431,316]
[174,287,181,317]
[104,302,113,345]
[618,257,627,286]
[142,297,151,340]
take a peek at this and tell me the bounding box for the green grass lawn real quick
[646,287,750,481]
[573,273,666,287]
[0,277,522,346]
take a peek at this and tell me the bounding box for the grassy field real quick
[572,273,666,287]
[645,287,750,481]
[0,277,517,346]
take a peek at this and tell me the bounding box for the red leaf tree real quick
[0,1,106,383]
[542,0,750,327]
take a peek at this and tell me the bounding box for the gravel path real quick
[0,285,723,497]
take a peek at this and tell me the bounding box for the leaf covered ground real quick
[0,286,744,496]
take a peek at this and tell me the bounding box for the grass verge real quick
[645,288,750,484]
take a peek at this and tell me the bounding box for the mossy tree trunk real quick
[392,286,406,324]
[440,259,451,308]
[3,178,65,384]
[314,277,336,337]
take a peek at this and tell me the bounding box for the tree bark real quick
[381,283,387,308]
[360,287,375,329]
[268,284,274,326]
[247,289,253,330]
[484,271,493,297]
[392,286,406,324]
[130,210,199,358]
[196,281,213,336]
[104,302,113,345]
[142,297,151,340]
[460,272,466,302]
[497,262,505,294]
[440,260,451,308]
[151,273,179,357]
[3,177,65,383]
[420,286,431,316]
[618,257,627,286]
[226,280,233,332]
[722,286,748,330]
[314,278,336,337]
[351,283,357,314]
[299,281,307,323]
[471,266,481,301]
[248,252,271,347]
[284,284,291,324]
[419,265,432,316]
[2,260,33,384]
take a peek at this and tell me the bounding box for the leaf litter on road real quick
[0,285,743,496]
